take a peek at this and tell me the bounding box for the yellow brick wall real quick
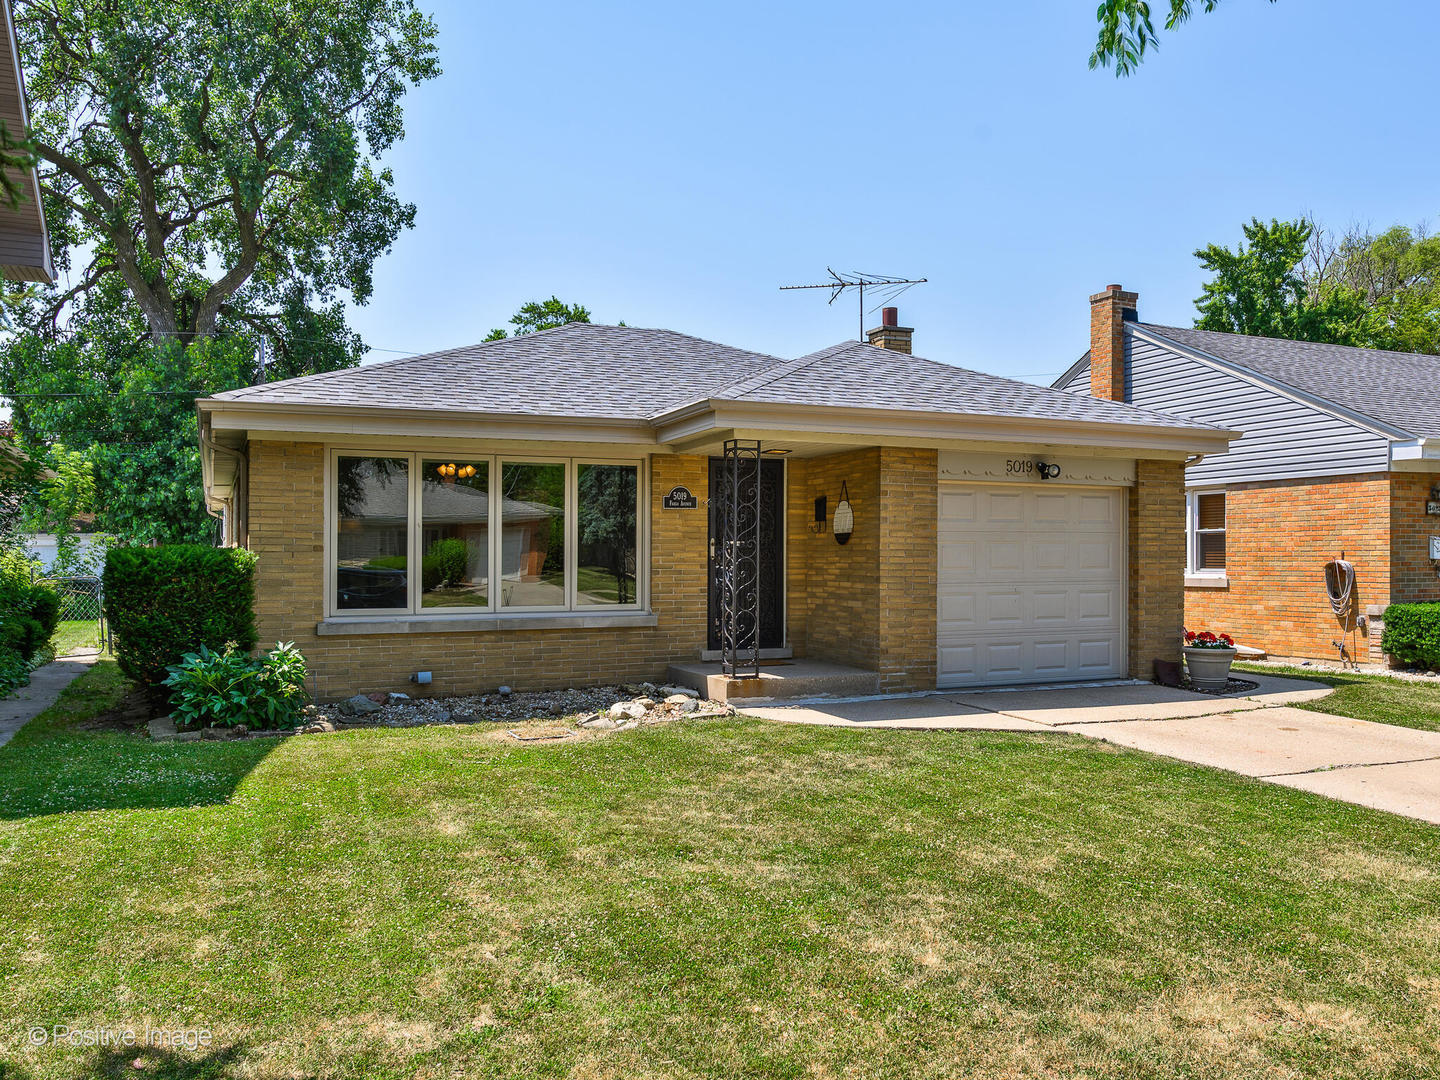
[247,441,710,699]
[785,447,937,692]
[876,448,938,691]
[1129,459,1187,677]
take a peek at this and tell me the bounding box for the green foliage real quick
[1091,1,1277,75]
[163,641,309,730]
[104,545,258,687]
[423,537,469,591]
[18,0,440,344]
[485,297,593,340]
[1380,604,1440,671]
[1194,217,1440,355]
[1193,218,1371,342]
[0,547,61,695]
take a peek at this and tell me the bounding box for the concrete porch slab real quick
[666,659,879,704]
[1267,758,1440,825]
[1070,707,1440,778]
[744,695,1046,731]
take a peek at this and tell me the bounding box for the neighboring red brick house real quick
[1057,286,1440,664]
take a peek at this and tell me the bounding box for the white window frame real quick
[1186,488,1227,576]
[325,447,647,619]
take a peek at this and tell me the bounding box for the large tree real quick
[1192,216,1440,354]
[484,297,593,341]
[17,0,440,345]
[1091,0,1277,75]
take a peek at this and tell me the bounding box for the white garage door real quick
[938,484,1126,687]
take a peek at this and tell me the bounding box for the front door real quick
[707,457,784,652]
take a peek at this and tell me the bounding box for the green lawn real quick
[2,663,1440,1079]
[48,619,102,658]
[1238,662,1440,732]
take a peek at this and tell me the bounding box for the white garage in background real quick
[937,452,1134,688]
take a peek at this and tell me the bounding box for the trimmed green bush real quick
[1380,603,1440,670]
[104,545,259,687]
[0,548,61,695]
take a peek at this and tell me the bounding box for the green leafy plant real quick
[163,641,309,730]
[104,545,258,687]
[0,547,62,695]
[1380,603,1440,670]
[424,538,469,591]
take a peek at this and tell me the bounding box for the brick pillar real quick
[1090,284,1138,402]
[1129,458,1186,678]
[866,306,913,354]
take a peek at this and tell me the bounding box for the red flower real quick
[1184,630,1197,643]
[1219,634,1234,646]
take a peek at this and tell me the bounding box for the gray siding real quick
[1057,338,1391,485]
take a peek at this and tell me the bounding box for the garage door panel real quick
[938,484,1126,687]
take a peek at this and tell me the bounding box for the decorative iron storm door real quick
[707,451,784,668]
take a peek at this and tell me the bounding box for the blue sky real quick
[347,0,1438,384]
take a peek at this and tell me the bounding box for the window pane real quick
[335,456,409,610]
[500,463,566,607]
[577,464,638,605]
[421,460,490,608]
[1196,493,1226,530]
[1197,530,1226,570]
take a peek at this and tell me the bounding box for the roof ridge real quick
[1139,321,1440,366]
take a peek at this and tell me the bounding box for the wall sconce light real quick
[833,481,854,545]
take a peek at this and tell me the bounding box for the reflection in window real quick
[1194,491,1227,571]
[421,461,490,608]
[335,456,409,610]
[500,463,566,607]
[577,464,638,605]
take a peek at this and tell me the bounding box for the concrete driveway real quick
[745,675,1440,825]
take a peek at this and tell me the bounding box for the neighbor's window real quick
[421,460,489,608]
[328,452,643,617]
[335,455,410,611]
[1191,491,1226,572]
[577,463,639,605]
[500,462,567,608]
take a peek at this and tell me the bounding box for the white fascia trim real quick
[655,399,1236,455]
[1129,325,1412,441]
[200,400,659,445]
[1389,438,1440,466]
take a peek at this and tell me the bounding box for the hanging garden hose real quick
[1324,558,1356,628]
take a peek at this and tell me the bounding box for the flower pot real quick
[1183,646,1237,691]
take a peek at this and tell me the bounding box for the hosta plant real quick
[164,641,309,730]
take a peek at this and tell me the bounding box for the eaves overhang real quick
[652,398,1237,456]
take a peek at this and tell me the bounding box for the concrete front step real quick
[666,659,880,704]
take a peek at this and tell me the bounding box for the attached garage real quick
[937,455,1132,688]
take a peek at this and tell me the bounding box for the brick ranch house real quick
[1057,285,1440,664]
[197,312,1233,700]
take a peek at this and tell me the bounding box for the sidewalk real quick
[0,651,101,749]
[745,675,1440,825]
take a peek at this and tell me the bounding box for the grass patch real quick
[1238,662,1440,732]
[48,618,101,657]
[1,672,1439,1078]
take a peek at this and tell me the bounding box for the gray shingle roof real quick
[207,323,1222,432]
[714,341,1216,429]
[1139,323,1440,439]
[210,324,783,420]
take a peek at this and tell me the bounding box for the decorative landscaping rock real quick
[660,685,699,699]
[342,694,383,716]
[632,697,656,709]
[675,698,699,714]
[610,701,647,720]
[387,692,410,704]
[497,685,512,696]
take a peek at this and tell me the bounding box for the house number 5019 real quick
[1006,459,1061,479]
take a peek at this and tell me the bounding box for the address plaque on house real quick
[663,485,698,509]
[938,451,1136,487]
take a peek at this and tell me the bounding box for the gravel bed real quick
[1243,659,1440,683]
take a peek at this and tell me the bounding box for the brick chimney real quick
[866,306,913,354]
[1089,284,1138,401]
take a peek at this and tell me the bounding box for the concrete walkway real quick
[0,651,101,749]
[746,675,1440,825]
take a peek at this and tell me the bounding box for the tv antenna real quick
[780,268,928,341]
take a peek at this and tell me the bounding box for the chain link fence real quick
[36,573,108,656]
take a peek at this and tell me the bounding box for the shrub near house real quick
[103,545,258,687]
[0,548,60,694]
[1380,603,1440,670]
